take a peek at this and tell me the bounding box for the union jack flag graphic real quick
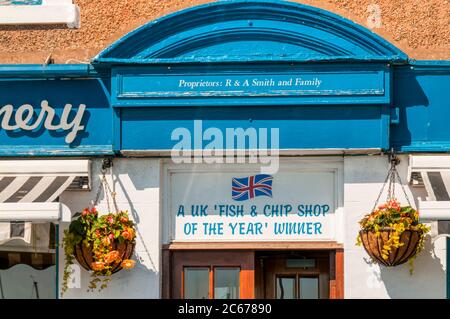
[232,174,273,201]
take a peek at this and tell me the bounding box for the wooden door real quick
[261,252,330,299]
[170,250,255,299]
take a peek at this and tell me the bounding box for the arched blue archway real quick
[95,0,413,153]
[94,0,408,64]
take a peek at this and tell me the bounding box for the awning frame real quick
[0,202,71,223]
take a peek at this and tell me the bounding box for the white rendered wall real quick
[344,155,447,299]
[58,158,161,299]
[56,155,447,299]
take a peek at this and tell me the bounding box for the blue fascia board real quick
[0,145,115,157]
[395,61,450,75]
[408,60,450,67]
[0,64,108,79]
[393,142,450,152]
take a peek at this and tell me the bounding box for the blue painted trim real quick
[0,145,114,156]
[93,0,408,64]
[395,62,450,75]
[0,64,108,79]
[0,1,42,5]
[408,60,450,66]
[447,237,449,299]
[112,108,121,152]
[393,142,450,152]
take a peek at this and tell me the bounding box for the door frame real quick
[162,244,344,299]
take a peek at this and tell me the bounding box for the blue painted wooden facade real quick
[0,0,448,298]
[0,0,448,155]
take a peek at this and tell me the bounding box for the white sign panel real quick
[169,168,336,241]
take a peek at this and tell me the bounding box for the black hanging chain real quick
[92,157,119,213]
[371,149,412,212]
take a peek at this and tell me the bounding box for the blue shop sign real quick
[0,72,113,156]
[112,64,390,107]
[0,0,449,156]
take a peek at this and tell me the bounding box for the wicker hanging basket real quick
[359,229,422,266]
[74,241,135,274]
[357,150,429,268]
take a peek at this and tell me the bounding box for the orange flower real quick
[104,250,120,264]
[121,230,131,240]
[91,261,105,271]
[121,259,135,270]
[91,207,98,215]
[120,216,129,223]
[82,208,90,216]
[128,228,135,239]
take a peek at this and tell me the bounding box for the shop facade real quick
[0,1,449,299]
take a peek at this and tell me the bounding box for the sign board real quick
[0,78,113,156]
[112,64,390,106]
[168,167,337,241]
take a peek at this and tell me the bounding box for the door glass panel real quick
[276,276,296,299]
[184,268,210,299]
[214,267,239,299]
[0,222,57,299]
[299,277,319,299]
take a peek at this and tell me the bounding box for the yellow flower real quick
[121,259,135,270]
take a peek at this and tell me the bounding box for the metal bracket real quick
[101,157,114,171]
[388,148,400,167]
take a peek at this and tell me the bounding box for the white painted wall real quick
[56,155,447,299]
[58,158,161,299]
[344,155,447,299]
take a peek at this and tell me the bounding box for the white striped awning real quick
[0,160,91,204]
[409,155,450,222]
[0,160,90,223]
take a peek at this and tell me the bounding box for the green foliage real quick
[61,207,137,296]
[356,199,430,274]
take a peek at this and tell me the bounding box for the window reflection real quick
[184,268,210,299]
[276,276,296,299]
[214,267,239,299]
[299,277,319,299]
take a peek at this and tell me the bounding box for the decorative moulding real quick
[94,0,408,64]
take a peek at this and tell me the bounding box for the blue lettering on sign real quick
[190,205,208,216]
[228,222,264,235]
[176,202,331,237]
[216,204,244,217]
[297,204,330,217]
[274,222,323,235]
[263,204,292,217]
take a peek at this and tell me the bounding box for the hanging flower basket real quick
[359,228,423,267]
[356,154,430,273]
[61,159,138,295]
[62,208,137,294]
[73,235,135,274]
